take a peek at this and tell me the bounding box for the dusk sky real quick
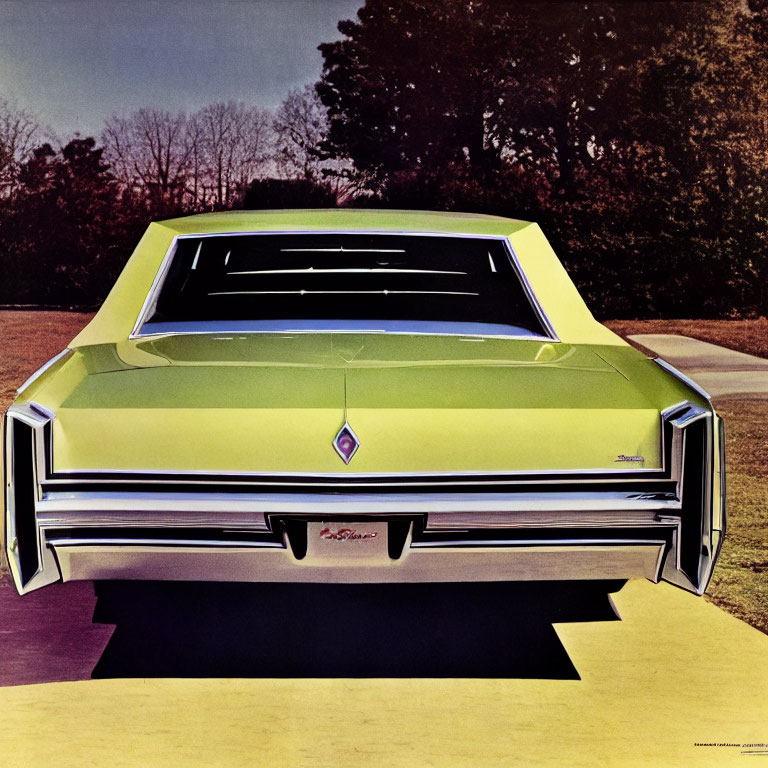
[0,0,362,139]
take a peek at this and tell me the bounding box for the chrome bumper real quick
[4,400,725,595]
[50,540,667,585]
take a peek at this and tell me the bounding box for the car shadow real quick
[90,580,625,680]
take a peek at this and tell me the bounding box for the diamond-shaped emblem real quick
[333,422,360,464]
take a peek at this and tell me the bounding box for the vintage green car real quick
[4,210,724,595]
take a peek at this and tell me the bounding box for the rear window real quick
[140,234,549,338]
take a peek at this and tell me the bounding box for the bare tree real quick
[102,101,276,211]
[194,101,273,208]
[0,99,41,198]
[184,111,209,209]
[102,108,192,212]
[229,105,274,196]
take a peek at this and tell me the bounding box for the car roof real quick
[71,211,624,348]
[157,209,533,238]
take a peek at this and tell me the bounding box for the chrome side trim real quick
[411,537,667,549]
[128,230,559,342]
[36,503,272,530]
[423,508,678,531]
[158,230,526,240]
[38,490,681,517]
[42,466,667,482]
[48,537,283,548]
[35,493,682,531]
[16,349,72,395]
[654,358,712,402]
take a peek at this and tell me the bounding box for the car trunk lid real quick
[49,334,662,474]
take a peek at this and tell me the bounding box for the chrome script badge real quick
[319,527,378,541]
[306,520,389,561]
[614,454,645,463]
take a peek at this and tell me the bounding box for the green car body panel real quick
[21,336,690,475]
[5,210,724,596]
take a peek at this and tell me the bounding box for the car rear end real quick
[4,213,725,595]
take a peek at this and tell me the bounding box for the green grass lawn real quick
[0,310,94,414]
[707,398,768,634]
[605,317,768,359]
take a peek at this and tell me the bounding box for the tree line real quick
[2,0,767,317]
[0,86,342,305]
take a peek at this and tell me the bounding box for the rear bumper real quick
[5,399,724,595]
[50,540,667,585]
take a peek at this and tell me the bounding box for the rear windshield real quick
[141,234,548,337]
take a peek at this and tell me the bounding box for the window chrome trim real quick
[129,237,179,338]
[128,230,560,343]
[134,320,549,341]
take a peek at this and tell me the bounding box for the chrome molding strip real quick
[47,537,283,548]
[129,236,179,338]
[36,503,273,530]
[654,358,712,402]
[41,465,668,483]
[128,230,559,342]
[411,537,668,549]
[39,478,674,492]
[133,324,550,342]
[39,490,682,515]
[36,492,682,533]
[16,350,72,395]
[423,508,679,531]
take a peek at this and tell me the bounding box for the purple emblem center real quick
[333,423,359,464]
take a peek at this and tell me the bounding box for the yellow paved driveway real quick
[1,580,766,767]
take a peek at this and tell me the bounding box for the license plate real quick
[306,521,389,561]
